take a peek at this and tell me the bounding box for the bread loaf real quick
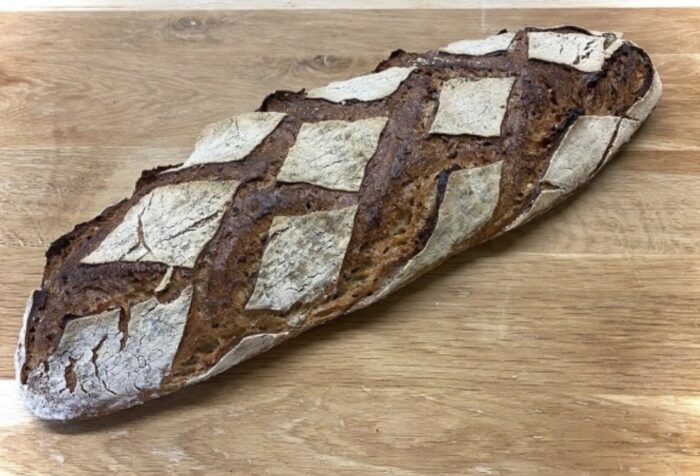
[16,26,661,420]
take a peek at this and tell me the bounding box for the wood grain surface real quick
[2,0,699,11]
[1,8,699,475]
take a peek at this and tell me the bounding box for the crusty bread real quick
[16,26,661,420]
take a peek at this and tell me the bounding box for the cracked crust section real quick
[18,28,659,420]
[246,206,358,312]
[277,118,388,192]
[21,287,192,420]
[307,67,415,103]
[82,180,240,268]
[527,32,606,72]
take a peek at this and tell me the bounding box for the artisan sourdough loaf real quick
[16,26,661,420]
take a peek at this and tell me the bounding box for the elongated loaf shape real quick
[16,26,661,420]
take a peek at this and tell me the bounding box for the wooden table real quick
[0,7,698,475]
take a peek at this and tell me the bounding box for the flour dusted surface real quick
[82,180,240,268]
[306,67,414,103]
[21,287,192,420]
[181,112,286,169]
[277,118,387,192]
[528,32,606,72]
[430,77,515,137]
[440,32,515,56]
[246,206,358,312]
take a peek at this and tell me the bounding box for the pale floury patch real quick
[20,287,193,420]
[179,112,286,169]
[527,32,606,72]
[357,162,502,307]
[430,77,515,137]
[246,206,358,312]
[277,117,387,191]
[189,332,290,384]
[307,67,415,103]
[82,180,240,268]
[542,116,620,191]
[440,32,516,56]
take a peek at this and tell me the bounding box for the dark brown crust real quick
[20,28,655,411]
